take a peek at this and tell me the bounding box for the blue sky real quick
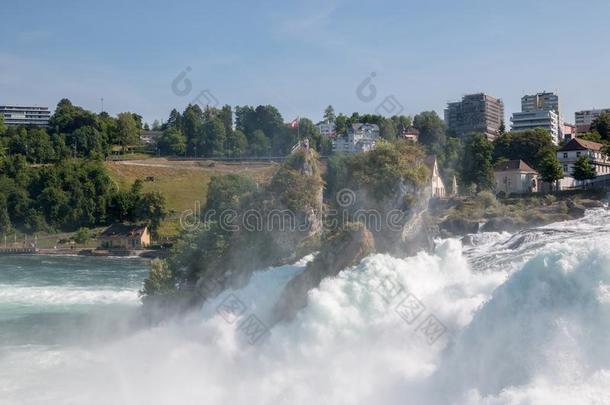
[1,0,609,125]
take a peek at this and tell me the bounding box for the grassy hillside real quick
[105,158,277,238]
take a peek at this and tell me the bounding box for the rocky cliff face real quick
[140,148,325,310]
[345,180,432,257]
[270,142,434,323]
[194,148,325,295]
[270,222,375,324]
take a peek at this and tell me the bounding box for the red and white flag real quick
[289,117,300,128]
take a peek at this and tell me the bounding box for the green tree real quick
[199,117,226,157]
[68,125,110,159]
[73,227,92,244]
[538,154,564,190]
[413,111,446,146]
[498,120,506,136]
[390,115,412,133]
[218,105,233,135]
[226,130,248,157]
[140,259,175,297]
[204,174,256,214]
[493,129,555,171]
[165,109,182,130]
[334,114,349,135]
[577,132,602,143]
[49,98,99,134]
[572,155,596,182]
[461,133,494,192]
[181,104,204,154]
[0,194,11,233]
[116,112,140,152]
[158,127,187,155]
[323,105,336,123]
[380,119,397,140]
[135,192,167,233]
[591,112,610,141]
[0,115,5,136]
[250,130,270,156]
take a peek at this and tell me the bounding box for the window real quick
[563,165,568,172]
[563,153,568,159]
[576,152,581,157]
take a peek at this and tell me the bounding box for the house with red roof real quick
[494,160,539,195]
[557,138,610,189]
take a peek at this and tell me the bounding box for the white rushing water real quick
[2,209,610,404]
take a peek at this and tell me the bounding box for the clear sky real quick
[2,0,609,126]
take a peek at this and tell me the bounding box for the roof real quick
[100,223,148,239]
[558,137,604,152]
[494,160,537,173]
[403,126,419,135]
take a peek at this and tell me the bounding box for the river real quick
[1,209,610,404]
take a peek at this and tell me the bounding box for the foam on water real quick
[0,284,140,306]
[2,210,610,404]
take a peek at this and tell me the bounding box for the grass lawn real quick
[104,159,277,238]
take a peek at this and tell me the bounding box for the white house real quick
[557,138,610,189]
[425,155,446,198]
[494,160,539,195]
[316,121,336,138]
[332,123,379,154]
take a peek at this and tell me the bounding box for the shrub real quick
[475,190,498,209]
[543,194,557,205]
[140,259,175,297]
[73,227,92,244]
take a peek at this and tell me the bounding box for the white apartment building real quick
[332,123,379,154]
[575,108,610,133]
[557,138,610,189]
[511,92,562,144]
[0,105,51,127]
[521,92,559,113]
[511,109,561,143]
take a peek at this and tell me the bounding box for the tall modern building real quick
[444,93,504,140]
[0,105,51,127]
[521,92,559,114]
[511,92,562,144]
[575,108,610,133]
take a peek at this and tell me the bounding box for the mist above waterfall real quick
[2,209,610,404]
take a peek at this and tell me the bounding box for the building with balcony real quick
[332,123,379,154]
[316,121,336,138]
[445,93,504,140]
[0,105,51,127]
[521,92,559,113]
[511,110,561,143]
[511,92,562,144]
[557,138,610,189]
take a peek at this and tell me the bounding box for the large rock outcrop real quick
[328,142,433,257]
[142,148,325,308]
[270,222,375,324]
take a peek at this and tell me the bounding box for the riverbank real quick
[432,189,609,238]
[0,247,168,259]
